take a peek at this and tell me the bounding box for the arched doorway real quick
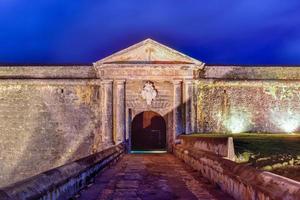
[131,111,166,151]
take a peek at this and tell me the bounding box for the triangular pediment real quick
[95,38,204,65]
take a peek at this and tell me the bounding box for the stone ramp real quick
[75,154,233,200]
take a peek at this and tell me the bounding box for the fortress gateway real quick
[0,39,299,187]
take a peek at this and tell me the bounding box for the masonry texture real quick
[195,79,300,133]
[0,39,300,188]
[0,80,105,187]
[76,154,233,200]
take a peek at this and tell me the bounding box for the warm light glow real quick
[130,150,167,154]
[270,108,300,133]
[281,118,298,133]
[223,110,252,134]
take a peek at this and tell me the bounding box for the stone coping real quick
[174,144,300,200]
[0,66,97,79]
[0,79,102,85]
[178,135,234,159]
[0,144,124,200]
[204,66,300,80]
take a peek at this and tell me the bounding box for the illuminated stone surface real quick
[0,38,299,188]
[76,154,232,200]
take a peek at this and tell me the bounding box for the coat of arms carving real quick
[141,81,157,105]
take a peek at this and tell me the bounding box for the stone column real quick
[184,80,193,134]
[114,80,125,144]
[101,80,113,146]
[173,80,183,139]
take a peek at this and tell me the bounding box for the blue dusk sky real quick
[0,0,300,65]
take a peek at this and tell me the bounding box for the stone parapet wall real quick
[0,66,96,79]
[2,65,300,80]
[173,144,300,200]
[0,144,124,200]
[204,66,300,80]
[178,135,235,159]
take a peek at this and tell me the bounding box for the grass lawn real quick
[185,133,300,156]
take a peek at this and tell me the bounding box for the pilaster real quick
[173,80,183,139]
[114,80,126,144]
[184,79,193,134]
[101,80,113,146]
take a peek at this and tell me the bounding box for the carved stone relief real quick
[141,81,157,105]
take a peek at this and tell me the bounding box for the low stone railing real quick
[0,144,124,200]
[174,144,300,200]
[178,135,235,160]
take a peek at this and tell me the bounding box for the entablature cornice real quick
[94,63,203,80]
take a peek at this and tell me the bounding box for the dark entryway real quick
[131,111,166,151]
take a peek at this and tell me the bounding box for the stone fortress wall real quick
[196,66,300,134]
[0,66,107,187]
[0,39,299,188]
[0,65,299,187]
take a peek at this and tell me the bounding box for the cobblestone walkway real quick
[76,154,233,200]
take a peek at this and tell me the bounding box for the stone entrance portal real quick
[94,39,204,151]
[131,111,166,151]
